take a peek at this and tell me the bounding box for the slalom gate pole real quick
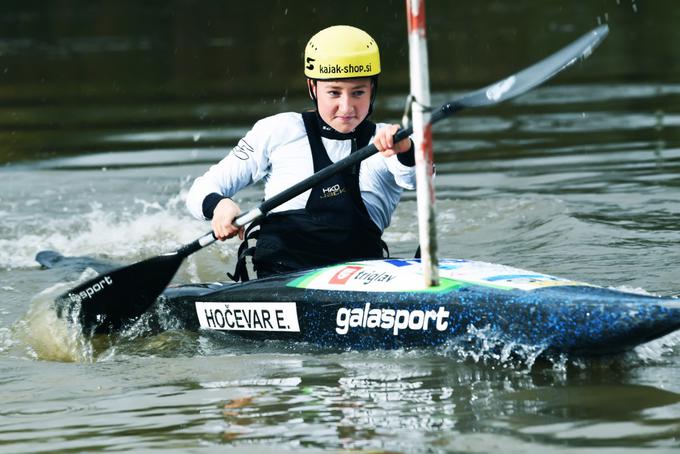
[406,0,439,286]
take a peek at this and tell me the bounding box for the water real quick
[1,1,679,452]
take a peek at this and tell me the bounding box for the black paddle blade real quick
[433,25,610,121]
[54,252,184,335]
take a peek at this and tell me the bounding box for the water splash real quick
[11,276,95,362]
[438,324,548,371]
[6,266,194,362]
[633,331,680,363]
[0,192,223,270]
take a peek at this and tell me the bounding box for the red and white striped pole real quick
[406,0,439,286]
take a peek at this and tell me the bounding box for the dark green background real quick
[0,0,676,162]
[0,0,675,102]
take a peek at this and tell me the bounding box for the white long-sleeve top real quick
[186,112,416,231]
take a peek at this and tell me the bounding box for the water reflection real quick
[177,353,680,450]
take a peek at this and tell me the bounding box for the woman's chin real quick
[331,121,359,133]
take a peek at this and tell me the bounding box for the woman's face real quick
[310,78,372,133]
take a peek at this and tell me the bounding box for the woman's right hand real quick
[211,198,245,241]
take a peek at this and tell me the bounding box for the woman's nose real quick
[338,94,351,111]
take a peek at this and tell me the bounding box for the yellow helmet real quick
[304,25,381,79]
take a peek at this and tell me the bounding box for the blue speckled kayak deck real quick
[158,258,680,356]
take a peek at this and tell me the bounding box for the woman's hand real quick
[211,198,245,241]
[373,124,412,158]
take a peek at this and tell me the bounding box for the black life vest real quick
[229,112,387,281]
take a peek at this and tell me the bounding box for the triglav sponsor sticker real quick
[288,262,463,293]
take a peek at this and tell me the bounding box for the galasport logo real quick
[68,276,113,304]
[319,183,346,199]
[318,63,373,75]
[336,303,450,335]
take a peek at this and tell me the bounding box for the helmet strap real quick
[368,76,379,117]
[307,79,318,105]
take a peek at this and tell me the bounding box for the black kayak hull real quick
[155,258,680,356]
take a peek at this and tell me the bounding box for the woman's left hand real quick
[373,124,412,158]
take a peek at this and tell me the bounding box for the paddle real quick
[56,24,609,335]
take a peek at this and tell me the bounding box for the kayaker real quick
[186,25,416,279]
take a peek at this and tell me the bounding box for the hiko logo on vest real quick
[319,183,346,199]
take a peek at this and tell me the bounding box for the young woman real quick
[186,25,416,279]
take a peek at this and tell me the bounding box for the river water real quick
[1,1,679,452]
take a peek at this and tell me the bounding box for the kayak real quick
[151,258,679,356]
[37,251,679,355]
